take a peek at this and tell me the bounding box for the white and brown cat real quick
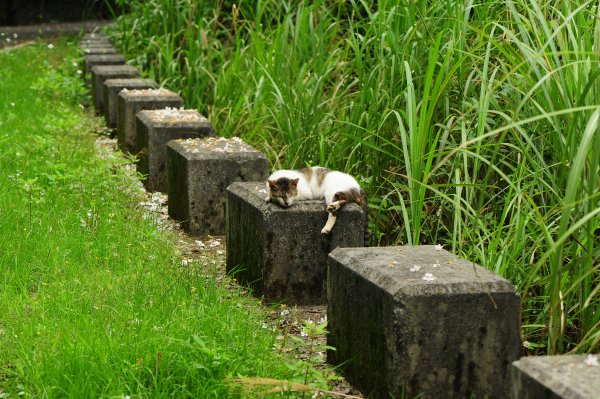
[265,166,367,235]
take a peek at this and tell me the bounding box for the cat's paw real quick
[326,203,340,213]
[327,200,347,213]
[321,227,331,235]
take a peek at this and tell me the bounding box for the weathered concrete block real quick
[226,182,366,305]
[103,78,158,129]
[168,139,267,236]
[512,355,600,399]
[90,65,139,114]
[137,109,213,192]
[327,246,521,398]
[84,54,126,75]
[116,88,183,153]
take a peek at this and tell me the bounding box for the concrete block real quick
[168,139,267,236]
[512,355,600,399]
[84,54,126,75]
[136,109,213,192]
[226,182,366,305]
[116,88,183,153]
[327,246,521,398]
[90,65,139,114]
[103,78,158,129]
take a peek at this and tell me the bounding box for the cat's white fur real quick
[266,167,360,206]
[266,167,362,234]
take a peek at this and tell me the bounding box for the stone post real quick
[327,245,521,398]
[136,109,213,192]
[168,138,267,236]
[116,88,183,153]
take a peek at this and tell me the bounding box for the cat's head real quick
[267,178,299,208]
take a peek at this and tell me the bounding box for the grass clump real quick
[107,0,600,354]
[0,39,331,398]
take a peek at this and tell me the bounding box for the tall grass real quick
[108,0,600,354]
[0,39,331,397]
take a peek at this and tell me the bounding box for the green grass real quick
[106,0,600,354]
[0,39,330,398]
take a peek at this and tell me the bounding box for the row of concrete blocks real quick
[80,33,600,399]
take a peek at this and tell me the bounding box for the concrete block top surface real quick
[91,65,139,76]
[513,355,600,399]
[104,78,158,90]
[137,108,211,128]
[82,33,108,40]
[83,48,119,55]
[85,54,126,62]
[118,87,181,101]
[329,246,516,298]
[169,138,266,162]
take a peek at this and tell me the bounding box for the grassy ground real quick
[107,0,600,355]
[0,38,334,398]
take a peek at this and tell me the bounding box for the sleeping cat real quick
[265,166,367,235]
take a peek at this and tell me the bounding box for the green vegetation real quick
[107,0,600,354]
[0,40,332,398]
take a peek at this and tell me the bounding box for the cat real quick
[265,166,367,235]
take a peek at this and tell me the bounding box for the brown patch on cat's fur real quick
[300,167,329,186]
[333,188,368,214]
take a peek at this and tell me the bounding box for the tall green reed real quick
[108,0,600,353]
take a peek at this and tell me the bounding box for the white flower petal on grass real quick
[47,43,54,49]
[409,265,421,272]
[585,354,599,367]
[195,240,205,248]
[422,273,436,281]
[522,340,530,348]
[434,244,443,251]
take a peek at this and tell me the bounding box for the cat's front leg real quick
[321,213,337,235]
[322,200,347,234]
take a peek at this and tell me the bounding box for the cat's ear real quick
[267,179,278,189]
[290,178,299,187]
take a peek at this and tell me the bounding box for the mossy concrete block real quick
[84,54,126,78]
[168,138,267,236]
[512,355,600,399]
[226,182,366,305]
[116,88,183,153]
[137,109,214,192]
[327,246,521,398]
[90,65,139,114]
[103,78,158,129]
